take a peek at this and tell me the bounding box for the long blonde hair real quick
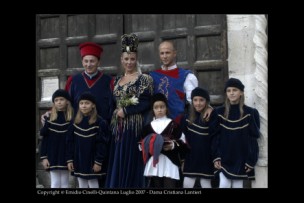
[74,106,98,125]
[224,93,245,119]
[50,100,73,122]
[188,100,210,125]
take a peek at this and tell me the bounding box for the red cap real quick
[79,42,103,59]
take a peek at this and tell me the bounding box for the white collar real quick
[84,71,98,79]
[153,116,170,121]
[161,64,177,70]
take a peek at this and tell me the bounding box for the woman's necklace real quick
[124,71,138,76]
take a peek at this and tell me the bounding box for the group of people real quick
[39,33,261,189]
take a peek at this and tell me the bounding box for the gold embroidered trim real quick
[186,119,208,129]
[218,114,250,122]
[73,172,105,176]
[183,172,214,177]
[74,131,97,138]
[73,124,99,131]
[220,123,249,130]
[48,121,70,126]
[221,166,248,178]
[49,128,68,133]
[187,127,209,135]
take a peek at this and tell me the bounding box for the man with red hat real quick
[42,42,113,123]
[65,42,113,188]
[41,42,113,188]
[64,42,114,123]
[42,42,113,122]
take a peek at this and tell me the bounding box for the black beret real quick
[52,89,71,103]
[224,78,245,92]
[191,87,210,102]
[78,92,96,104]
[151,93,168,107]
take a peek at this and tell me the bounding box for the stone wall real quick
[227,15,268,188]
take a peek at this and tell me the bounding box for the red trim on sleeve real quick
[110,76,115,91]
[65,75,73,91]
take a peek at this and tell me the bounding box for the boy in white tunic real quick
[141,93,188,188]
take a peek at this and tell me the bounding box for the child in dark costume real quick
[141,93,188,188]
[183,87,217,188]
[67,92,109,188]
[40,89,74,188]
[213,78,260,188]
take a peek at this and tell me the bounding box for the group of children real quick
[40,77,260,188]
[40,90,109,188]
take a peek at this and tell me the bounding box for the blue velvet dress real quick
[40,111,73,171]
[183,111,217,179]
[213,104,260,180]
[66,116,109,180]
[106,74,153,188]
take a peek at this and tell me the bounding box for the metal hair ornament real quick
[121,33,139,53]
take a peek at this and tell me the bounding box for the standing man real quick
[65,42,113,188]
[150,41,211,124]
[42,42,113,124]
[65,42,113,123]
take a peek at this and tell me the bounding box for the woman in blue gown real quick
[106,33,153,188]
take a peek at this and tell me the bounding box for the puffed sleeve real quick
[246,108,261,168]
[184,73,198,103]
[249,108,260,139]
[66,123,75,164]
[210,108,221,163]
[40,119,50,159]
[40,118,50,137]
[208,110,218,138]
[123,74,153,115]
[94,119,110,166]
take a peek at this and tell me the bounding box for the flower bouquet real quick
[117,94,139,108]
[111,94,139,126]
